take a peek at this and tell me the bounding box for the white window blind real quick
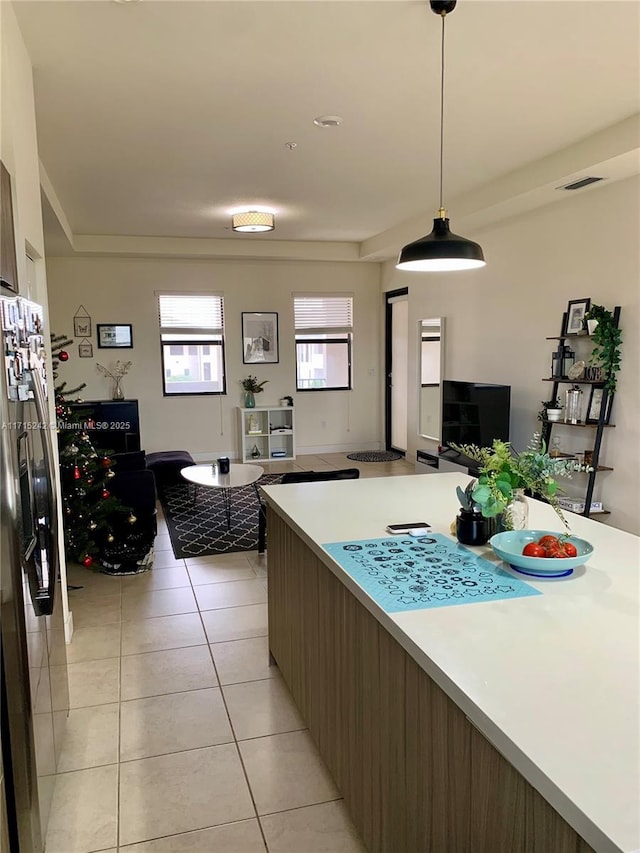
[159,294,224,333]
[294,296,353,333]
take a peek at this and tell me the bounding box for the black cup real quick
[217,457,230,474]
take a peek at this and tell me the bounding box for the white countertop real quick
[262,472,640,853]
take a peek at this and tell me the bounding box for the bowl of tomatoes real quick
[488,530,594,577]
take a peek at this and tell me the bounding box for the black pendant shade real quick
[396,216,485,272]
[397,0,486,272]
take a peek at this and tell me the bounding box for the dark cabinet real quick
[67,399,140,454]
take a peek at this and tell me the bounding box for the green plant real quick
[537,398,562,421]
[451,435,591,529]
[585,305,622,392]
[241,375,268,393]
[456,481,479,513]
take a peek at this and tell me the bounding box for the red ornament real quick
[73,466,81,480]
[101,457,111,468]
[81,555,93,567]
[102,489,110,499]
[58,351,69,362]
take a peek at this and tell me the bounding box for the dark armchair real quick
[257,468,360,554]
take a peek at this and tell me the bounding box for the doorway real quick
[385,288,408,454]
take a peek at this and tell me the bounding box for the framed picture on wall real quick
[242,312,279,364]
[73,305,92,337]
[97,324,133,348]
[78,340,93,358]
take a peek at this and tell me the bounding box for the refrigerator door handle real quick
[25,369,58,615]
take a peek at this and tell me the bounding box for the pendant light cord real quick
[438,12,446,215]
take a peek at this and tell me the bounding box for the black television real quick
[441,380,511,452]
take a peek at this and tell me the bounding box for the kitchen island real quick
[261,472,639,853]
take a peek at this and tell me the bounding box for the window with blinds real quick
[158,293,226,396]
[293,295,353,391]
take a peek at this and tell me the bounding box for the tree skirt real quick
[346,451,403,462]
[159,474,282,558]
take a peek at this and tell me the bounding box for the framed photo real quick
[0,162,19,293]
[242,312,279,364]
[73,306,92,338]
[97,323,133,349]
[586,386,613,425]
[78,340,93,358]
[564,298,591,335]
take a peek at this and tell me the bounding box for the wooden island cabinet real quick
[262,473,638,853]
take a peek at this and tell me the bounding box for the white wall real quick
[383,176,639,534]
[1,3,71,636]
[46,256,383,459]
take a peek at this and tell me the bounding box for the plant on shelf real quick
[241,375,268,408]
[241,375,269,393]
[537,398,563,422]
[451,435,591,529]
[584,304,622,392]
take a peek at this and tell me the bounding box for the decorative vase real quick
[546,408,563,422]
[587,318,599,335]
[244,390,256,408]
[112,379,124,400]
[456,510,494,546]
[251,444,261,459]
[499,489,529,531]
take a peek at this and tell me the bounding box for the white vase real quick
[587,319,599,335]
[546,408,563,422]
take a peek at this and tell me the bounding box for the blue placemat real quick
[321,533,541,613]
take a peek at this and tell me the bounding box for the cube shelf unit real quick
[238,406,296,463]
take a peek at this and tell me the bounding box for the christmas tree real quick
[51,335,153,572]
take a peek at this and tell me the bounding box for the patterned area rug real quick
[159,473,282,558]
[346,451,403,462]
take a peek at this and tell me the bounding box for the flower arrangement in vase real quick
[96,360,132,400]
[451,434,592,530]
[241,375,268,408]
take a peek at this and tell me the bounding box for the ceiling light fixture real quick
[231,211,275,233]
[397,1,485,273]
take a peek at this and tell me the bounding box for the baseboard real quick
[298,442,383,455]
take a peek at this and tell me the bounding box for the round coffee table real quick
[180,463,264,530]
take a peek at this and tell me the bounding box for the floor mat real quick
[346,451,403,462]
[159,473,282,558]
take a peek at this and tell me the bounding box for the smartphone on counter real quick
[386,522,431,534]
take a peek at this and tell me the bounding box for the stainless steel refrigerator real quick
[1,294,69,852]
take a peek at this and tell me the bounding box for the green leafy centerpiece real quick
[451,435,590,530]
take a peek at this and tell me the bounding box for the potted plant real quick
[451,435,591,530]
[455,480,495,545]
[584,304,622,392]
[537,398,563,422]
[241,375,268,408]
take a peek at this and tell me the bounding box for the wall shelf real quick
[541,306,621,519]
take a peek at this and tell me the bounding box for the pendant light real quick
[397,0,485,272]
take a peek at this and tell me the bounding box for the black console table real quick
[67,399,140,454]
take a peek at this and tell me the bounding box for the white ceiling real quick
[12,0,640,257]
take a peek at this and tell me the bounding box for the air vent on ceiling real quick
[557,176,605,191]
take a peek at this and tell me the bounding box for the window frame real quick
[158,293,227,397]
[294,294,353,393]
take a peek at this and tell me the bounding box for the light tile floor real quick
[48,453,416,852]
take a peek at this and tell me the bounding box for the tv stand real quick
[437,448,482,477]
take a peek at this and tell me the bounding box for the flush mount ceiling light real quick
[231,211,275,233]
[313,115,343,128]
[397,1,485,273]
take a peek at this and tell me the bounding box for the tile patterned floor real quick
[48,453,416,852]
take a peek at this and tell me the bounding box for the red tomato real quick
[538,535,560,549]
[562,541,578,558]
[522,543,546,558]
[546,545,567,559]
